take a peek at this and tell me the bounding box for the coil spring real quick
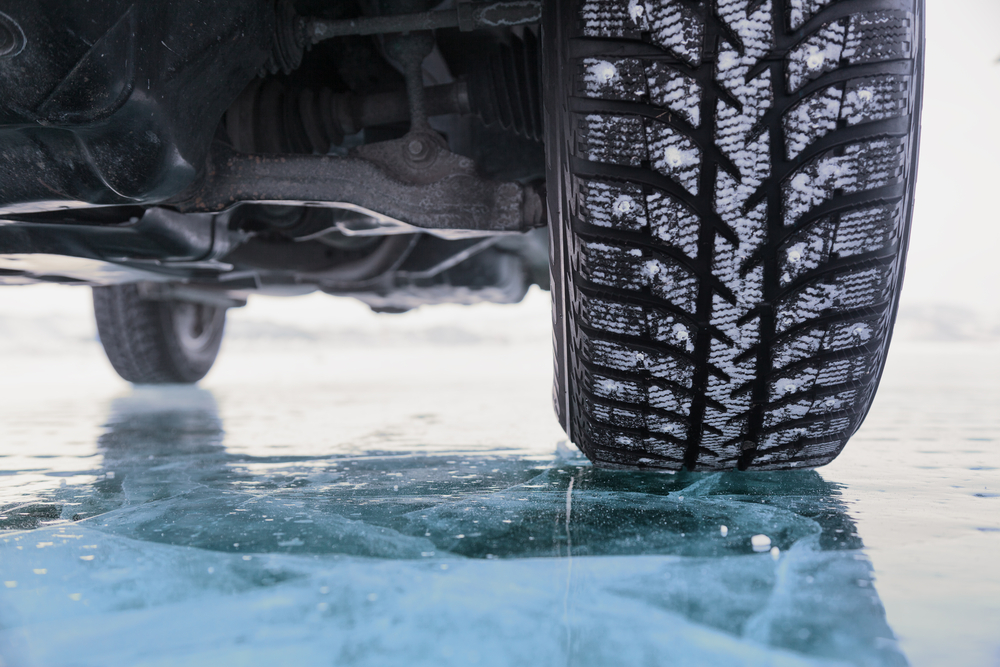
[468,29,543,142]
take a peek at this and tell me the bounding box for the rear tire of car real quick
[93,284,227,384]
[543,0,924,470]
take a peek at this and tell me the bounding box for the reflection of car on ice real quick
[0,0,923,470]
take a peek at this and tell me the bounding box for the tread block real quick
[579,179,649,232]
[763,389,859,428]
[649,383,692,415]
[775,264,893,333]
[580,297,647,336]
[646,62,702,126]
[842,74,910,126]
[583,336,696,386]
[579,240,700,313]
[589,372,647,403]
[779,218,836,286]
[788,0,837,31]
[648,190,701,258]
[833,202,901,257]
[771,315,883,370]
[843,11,913,65]
[580,0,705,66]
[784,86,843,160]
[769,352,870,402]
[647,122,702,195]
[784,75,912,159]
[576,177,701,258]
[579,297,697,354]
[782,139,906,227]
[787,11,913,93]
[589,398,647,429]
[579,57,648,101]
[579,113,647,166]
[754,439,842,466]
[787,19,848,93]
[581,422,688,461]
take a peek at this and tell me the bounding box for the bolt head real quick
[407,139,424,156]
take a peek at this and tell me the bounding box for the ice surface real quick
[0,387,911,667]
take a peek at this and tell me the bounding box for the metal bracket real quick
[170,140,544,234]
[136,282,247,308]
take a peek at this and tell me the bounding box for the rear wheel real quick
[93,284,227,384]
[544,0,924,470]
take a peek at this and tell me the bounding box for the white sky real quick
[902,0,1000,311]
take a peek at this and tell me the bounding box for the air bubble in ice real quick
[720,525,728,537]
[751,534,771,552]
[770,546,781,560]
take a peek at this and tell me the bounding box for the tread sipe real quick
[544,0,924,470]
[93,284,227,384]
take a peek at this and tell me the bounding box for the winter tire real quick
[93,284,227,384]
[543,0,924,470]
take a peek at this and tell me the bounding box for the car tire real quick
[93,284,227,384]
[543,0,924,470]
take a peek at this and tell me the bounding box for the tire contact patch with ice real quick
[544,0,923,470]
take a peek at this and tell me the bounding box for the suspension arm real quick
[170,142,544,233]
